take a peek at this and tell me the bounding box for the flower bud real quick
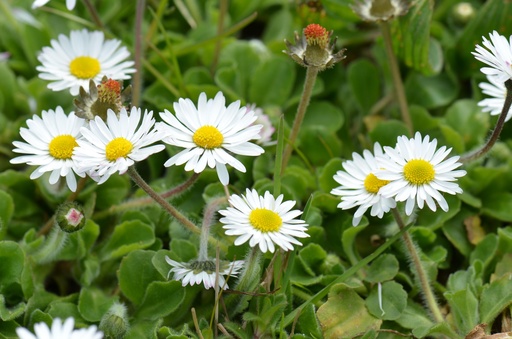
[452,2,476,25]
[352,0,409,22]
[99,302,130,339]
[56,202,85,233]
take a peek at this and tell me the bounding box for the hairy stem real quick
[460,79,512,163]
[198,197,227,261]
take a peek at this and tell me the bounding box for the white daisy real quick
[376,132,467,216]
[219,189,309,253]
[472,31,512,83]
[73,106,165,184]
[478,75,512,121]
[32,0,76,10]
[10,107,86,192]
[37,29,135,96]
[330,142,396,226]
[16,317,103,339]
[352,0,409,22]
[165,256,244,290]
[157,92,264,185]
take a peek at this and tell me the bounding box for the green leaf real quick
[169,239,197,262]
[369,120,410,146]
[444,289,479,335]
[0,190,14,234]
[347,59,381,113]
[301,101,344,133]
[469,234,498,274]
[135,281,185,320]
[0,295,25,321]
[95,174,130,210]
[297,243,327,277]
[481,192,512,222]
[78,287,117,322]
[299,127,342,166]
[365,281,408,320]
[318,157,343,193]
[405,73,458,109]
[444,100,489,150]
[0,241,24,288]
[395,300,434,338]
[415,194,461,230]
[249,57,295,106]
[316,284,382,338]
[118,250,162,305]
[296,304,322,339]
[341,222,366,266]
[99,220,155,261]
[480,273,512,324]
[364,254,399,283]
[410,105,439,132]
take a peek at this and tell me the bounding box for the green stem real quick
[127,166,199,234]
[210,0,227,75]
[392,209,444,323]
[460,79,512,163]
[131,0,146,107]
[82,0,105,30]
[380,21,413,135]
[281,66,319,172]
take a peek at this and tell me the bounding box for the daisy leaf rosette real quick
[219,189,309,253]
[472,31,512,83]
[165,256,244,290]
[37,29,135,96]
[478,75,512,121]
[376,132,467,216]
[10,106,86,192]
[156,92,264,185]
[32,0,76,10]
[16,317,103,339]
[74,106,165,184]
[331,142,396,226]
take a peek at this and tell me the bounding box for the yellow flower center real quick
[69,56,101,79]
[403,159,435,185]
[105,137,133,161]
[48,135,78,160]
[249,208,282,233]
[192,125,224,149]
[364,173,390,194]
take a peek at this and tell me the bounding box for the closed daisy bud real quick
[284,23,346,71]
[56,202,86,233]
[352,0,409,22]
[99,302,130,339]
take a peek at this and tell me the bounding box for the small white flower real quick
[165,256,244,290]
[352,0,409,22]
[157,92,264,185]
[331,142,396,226]
[32,0,76,10]
[478,75,512,121]
[74,107,165,184]
[10,107,86,192]
[377,132,466,216]
[219,189,309,253]
[472,31,512,83]
[247,104,275,146]
[16,317,103,339]
[37,29,135,95]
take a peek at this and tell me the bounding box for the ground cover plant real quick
[1,0,512,338]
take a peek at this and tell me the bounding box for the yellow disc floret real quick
[69,56,101,79]
[249,208,282,232]
[105,137,133,161]
[49,135,78,160]
[403,159,435,185]
[193,125,224,149]
[364,173,390,194]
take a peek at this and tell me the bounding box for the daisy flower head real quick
[37,29,135,96]
[352,0,409,22]
[74,106,165,184]
[330,142,396,226]
[165,256,244,290]
[32,0,76,10]
[10,107,86,192]
[219,189,310,253]
[472,31,512,83]
[376,132,467,216]
[157,92,264,186]
[16,317,103,339]
[478,75,512,121]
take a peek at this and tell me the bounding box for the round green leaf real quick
[99,220,155,261]
[78,287,117,322]
[135,281,185,320]
[365,281,407,320]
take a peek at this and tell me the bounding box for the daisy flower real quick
[10,107,86,192]
[472,31,512,83]
[331,142,396,226]
[219,189,309,253]
[16,317,103,339]
[376,132,466,216]
[37,29,135,96]
[165,256,244,290]
[32,0,76,10]
[478,75,512,121]
[351,0,409,22]
[73,107,165,184]
[157,92,264,185]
